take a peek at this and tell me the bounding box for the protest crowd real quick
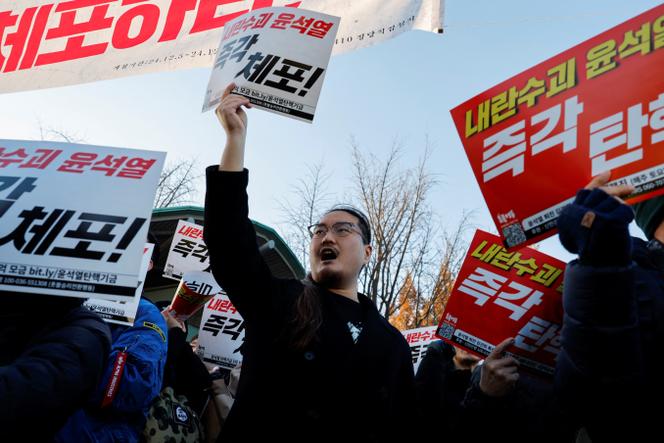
[1,1,663,442]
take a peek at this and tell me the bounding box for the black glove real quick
[557,188,634,266]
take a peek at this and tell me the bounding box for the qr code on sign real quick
[502,223,527,248]
[437,322,455,339]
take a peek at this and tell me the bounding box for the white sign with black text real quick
[84,243,154,326]
[0,139,165,301]
[163,219,209,281]
[203,6,339,122]
[198,293,245,369]
[402,325,438,372]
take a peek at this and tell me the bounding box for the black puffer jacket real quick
[0,295,111,441]
[556,188,664,441]
[555,237,664,441]
[162,327,212,415]
[462,364,576,442]
[415,340,474,440]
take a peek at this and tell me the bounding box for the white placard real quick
[203,6,339,122]
[84,243,154,326]
[198,293,245,369]
[402,325,437,372]
[0,139,165,301]
[163,219,209,281]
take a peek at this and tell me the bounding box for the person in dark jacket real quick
[0,295,111,441]
[415,340,478,439]
[462,338,575,442]
[158,302,212,415]
[204,83,415,442]
[417,338,574,442]
[556,171,664,441]
[54,298,168,442]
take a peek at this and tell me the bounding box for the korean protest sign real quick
[450,4,664,249]
[436,230,565,377]
[84,243,154,326]
[0,139,165,301]
[198,292,245,369]
[168,270,223,321]
[203,7,338,122]
[0,0,444,94]
[163,219,209,281]
[402,326,437,372]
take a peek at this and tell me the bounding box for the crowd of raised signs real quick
[2,2,664,442]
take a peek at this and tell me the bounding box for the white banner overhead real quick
[0,0,444,93]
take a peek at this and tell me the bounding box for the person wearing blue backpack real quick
[0,295,111,441]
[55,298,168,442]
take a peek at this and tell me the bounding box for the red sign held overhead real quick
[436,230,565,378]
[451,4,664,249]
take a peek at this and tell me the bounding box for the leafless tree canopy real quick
[281,138,472,324]
[154,158,200,209]
[353,139,445,321]
[391,211,472,330]
[278,163,331,267]
[38,122,85,144]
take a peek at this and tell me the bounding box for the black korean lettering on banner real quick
[191,243,209,263]
[53,213,146,262]
[410,345,421,364]
[0,206,75,254]
[419,344,429,361]
[202,314,227,336]
[221,318,245,340]
[51,213,127,260]
[215,34,259,70]
[0,207,144,262]
[235,52,280,83]
[235,54,325,99]
[263,59,325,97]
[173,238,196,257]
[0,176,37,217]
[107,217,146,263]
[188,280,214,295]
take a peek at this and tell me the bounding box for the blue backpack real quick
[55,299,168,442]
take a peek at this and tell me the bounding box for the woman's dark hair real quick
[289,205,371,350]
[289,276,323,350]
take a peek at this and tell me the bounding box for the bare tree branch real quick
[37,120,85,144]
[278,162,331,267]
[351,139,443,319]
[154,158,201,209]
[283,136,473,326]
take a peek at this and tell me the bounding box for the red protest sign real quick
[451,5,664,249]
[436,230,565,377]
